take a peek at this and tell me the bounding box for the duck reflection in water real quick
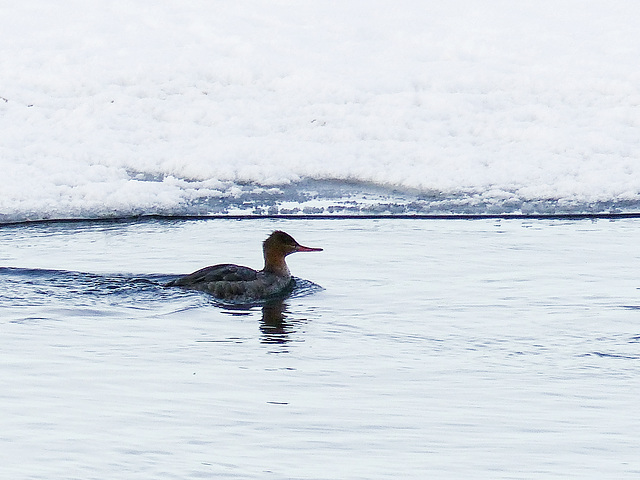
[221,300,305,345]
[259,300,301,344]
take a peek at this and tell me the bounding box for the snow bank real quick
[1,0,639,220]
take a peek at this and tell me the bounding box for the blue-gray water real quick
[1,218,639,479]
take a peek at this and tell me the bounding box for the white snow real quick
[1,0,640,220]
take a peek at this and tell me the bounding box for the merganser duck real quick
[166,231,322,303]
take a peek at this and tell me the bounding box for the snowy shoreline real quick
[2,1,639,221]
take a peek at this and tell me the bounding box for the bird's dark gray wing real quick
[166,264,258,286]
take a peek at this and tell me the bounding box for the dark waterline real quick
[2,211,640,229]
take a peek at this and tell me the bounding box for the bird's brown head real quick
[263,231,323,256]
[262,231,322,275]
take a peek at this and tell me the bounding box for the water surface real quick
[1,218,639,479]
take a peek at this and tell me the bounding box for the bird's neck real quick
[263,253,291,277]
